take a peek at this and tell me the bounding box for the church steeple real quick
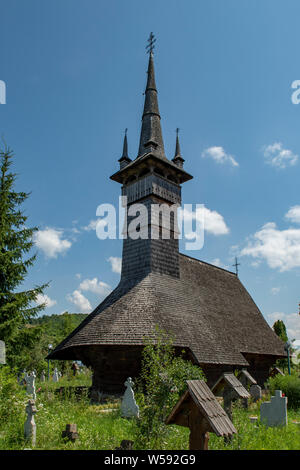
[137,34,166,159]
[172,128,185,168]
[118,128,131,169]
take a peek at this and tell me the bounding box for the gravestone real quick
[24,400,37,447]
[41,370,46,382]
[62,424,79,442]
[26,372,36,400]
[120,377,139,418]
[260,390,287,427]
[53,368,59,382]
[0,340,6,364]
[250,384,262,402]
[115,440,134,450]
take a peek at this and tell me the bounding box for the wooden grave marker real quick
[166,380,237,450]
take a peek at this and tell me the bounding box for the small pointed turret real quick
[172,128,185,168]
[118,129,131,169]
[137,35,166,159]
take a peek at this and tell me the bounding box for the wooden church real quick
[48,37,286,392]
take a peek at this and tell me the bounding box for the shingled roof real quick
[166,380,237,437]
[48,253,286,364]
[211,372,251,398]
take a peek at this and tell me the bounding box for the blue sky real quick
[1,0,300,343]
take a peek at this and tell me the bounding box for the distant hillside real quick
[30,312,88,342]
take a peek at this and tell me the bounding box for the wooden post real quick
[188,402,210,450]
[223,389,234,444]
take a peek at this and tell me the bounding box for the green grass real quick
[1,372,300,450]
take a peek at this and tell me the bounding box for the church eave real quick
[110,152,193,184]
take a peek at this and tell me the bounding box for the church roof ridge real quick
[179,252,236,276]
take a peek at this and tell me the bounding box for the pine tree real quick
[0,145,48,368]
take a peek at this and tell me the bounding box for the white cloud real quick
[240,222,300,272]
[66,290,92,313]
[79,277,111,297]
[108,256,122,274]
[271,287,281,295]
[75,273,81,279]
[266,312,300,341]
[82,219,98,231]
[285,205,300,224]
[181,206,229,236]
[82,219,108,232]
[34,228,72,258]
[210,258,229,270]
[263,142,298,169]
[202,146,239,167]
[36,293,57,308]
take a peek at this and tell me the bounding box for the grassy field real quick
[0,371,300,450]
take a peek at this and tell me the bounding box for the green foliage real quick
[273,320,288,343]
[133,327,205,450]
[267,373,300,409]
[0,366,26,447]
[25,312,88,375]
[0,146,48,368]
[272,320,289,372]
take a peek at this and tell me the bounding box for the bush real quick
[133,327,205,450]
[0,366,27,449]
[267,374,300,409]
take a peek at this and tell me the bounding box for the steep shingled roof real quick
[48,254,286,364]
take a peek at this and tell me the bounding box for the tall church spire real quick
[137,34,166,159]
[172,128,185,168]
[118,128,131,169]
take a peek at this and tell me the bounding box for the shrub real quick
[133,327,205,450]
[267,374,300,409]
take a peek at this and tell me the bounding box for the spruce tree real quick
[0,145,48,368]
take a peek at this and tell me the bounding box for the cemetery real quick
[0,334,300,451]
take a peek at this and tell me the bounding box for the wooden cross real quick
[232,257,240,276]
[146,32,156,54]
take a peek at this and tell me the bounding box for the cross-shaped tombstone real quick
[52,368,59,382]
[26,371,36,400]
[260,390,287,428]
[24,399,37,447]
[120,377,139,418]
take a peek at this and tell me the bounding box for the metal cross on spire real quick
[233,257,240,276]
[146,32,156,54]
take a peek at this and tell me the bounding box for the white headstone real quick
[52,368,59,382]
[26,372,36,400]
[121,377,139,418]
[260,390,287,427]
[24,400,37,447]
[0,340,6,364]
[40,370,45,382]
